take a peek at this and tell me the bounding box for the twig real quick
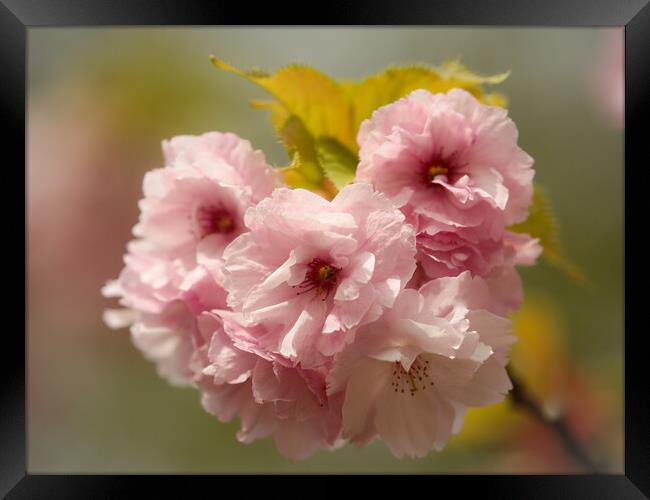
[507,366,600,473]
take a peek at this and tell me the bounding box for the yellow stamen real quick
[318,265,336,282]
[216,215,233,233]
[407,371,418,393]
[427,165,449,180]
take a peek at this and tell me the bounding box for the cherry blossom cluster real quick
[103,88,540,460]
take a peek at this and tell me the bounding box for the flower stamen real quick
[293,258,340,301]
[195,205,235,239]
[391,357,434,396]
[427,164,449,182]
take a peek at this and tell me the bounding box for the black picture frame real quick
[5,0,648,497]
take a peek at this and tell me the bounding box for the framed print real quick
[4,0,649,497]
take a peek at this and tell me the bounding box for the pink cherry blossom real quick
[356,88,538,279]
[416,228,541,313]
[222,183,417,368]
[192,311,344,461]
[327,271,515,458]
[135,132,280,280]
[103,132,277,384]
[162,131,280,207]
[357,88,534,227]
[100,93,541,460]
[103,240,227,386]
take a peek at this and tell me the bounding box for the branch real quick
[507,366,600,473]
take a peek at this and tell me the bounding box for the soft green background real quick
[27,28,623,473]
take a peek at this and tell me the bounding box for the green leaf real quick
[341,62,510,150]
[212,56,510,196]
[510,187,586,283]
[212,57,509,159]
[279,153,338,200]
[436,59,510,86]
[210,57,355,151]
[275,117,338,199]
[316,138,359,190]
[279,116,322,183]
[279,153,321,190]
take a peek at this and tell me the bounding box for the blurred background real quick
[27,28,623,473]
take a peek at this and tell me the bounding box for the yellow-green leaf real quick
[250,99,291,135]
[213,57,510,196]
[210,57,355,151]
[279,152,320,190]
[341,61,510,150]
[273,115,339,198]
[316,137,358,190]
[279,153,338,200]
[436,59,510,86]
[482,92,509,108]
[279,116,321,182]
[510,187,586,283]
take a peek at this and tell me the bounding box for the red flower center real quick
[196,205,235,239]
[293,258,341,301]
[422,149,465,186]
[426,164,449,182]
